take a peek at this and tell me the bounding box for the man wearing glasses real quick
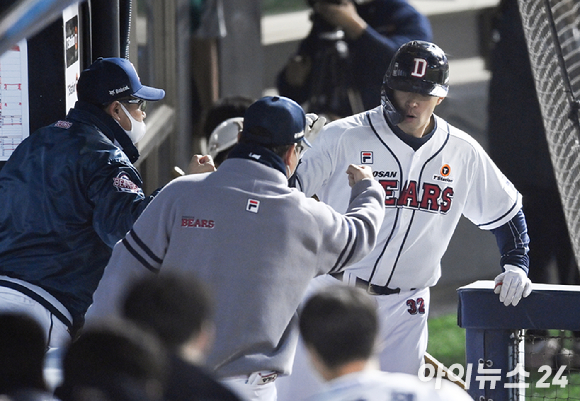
[0,58,211,349]
[87,96,385,401]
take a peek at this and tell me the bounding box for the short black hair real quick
[122,272,214,351]
[299,285,378,369]
[56,319,167,401]
[0,313,47,393]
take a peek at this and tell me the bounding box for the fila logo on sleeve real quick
[246,199,260,213]
[361,151,373,164]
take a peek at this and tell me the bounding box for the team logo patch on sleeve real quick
[54,120,72,129]
[246,199,260,213]
[361,151,373,164]
[113,172,143,194]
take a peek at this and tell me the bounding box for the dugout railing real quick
[457,281,580,400]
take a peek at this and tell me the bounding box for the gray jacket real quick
[87,158,385,377]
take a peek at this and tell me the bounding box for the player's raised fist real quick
[188,154,216,174]
[346,164,373,187]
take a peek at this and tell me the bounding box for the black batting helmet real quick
[383,41,449,98]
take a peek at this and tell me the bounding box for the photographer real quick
[276,0,432,120]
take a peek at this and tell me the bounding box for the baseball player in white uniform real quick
[277,40,532,398]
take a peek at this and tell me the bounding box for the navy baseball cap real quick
[77,57,165,105]
[240,96,311,147]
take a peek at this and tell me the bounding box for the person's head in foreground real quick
[55,319,168,401]
[299,285,378,380]
[122,271,215,363]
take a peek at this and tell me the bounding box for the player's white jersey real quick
[295,106,521,290]
[307,370,472,401]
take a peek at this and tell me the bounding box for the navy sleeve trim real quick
[121,235,161,274]
[477,194,520,229]
[330,220,355,274]
[129,230,163,264]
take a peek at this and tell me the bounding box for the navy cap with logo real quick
[77,57,165,105]
[240,96,311,148]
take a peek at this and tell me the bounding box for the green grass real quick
[427,313,466,368]
[427,314,580,398]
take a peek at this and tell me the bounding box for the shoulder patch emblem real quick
[113,172,142,194]
[54,120,72,129]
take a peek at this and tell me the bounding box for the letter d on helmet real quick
[381,41,449,125]
[383,40,449,98]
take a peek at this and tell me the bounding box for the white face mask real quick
[118,103,147,144]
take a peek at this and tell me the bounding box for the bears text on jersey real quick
[379,179,453,213]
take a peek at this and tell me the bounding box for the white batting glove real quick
[305,113,326,143]
[493,264,532,306]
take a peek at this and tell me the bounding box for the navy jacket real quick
[0,101,158,328]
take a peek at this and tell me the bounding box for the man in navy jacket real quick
[0,58,169,348]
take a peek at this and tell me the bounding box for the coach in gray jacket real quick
[86,96,385,401]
